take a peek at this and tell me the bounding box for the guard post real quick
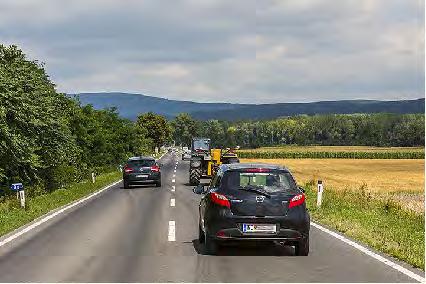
[317,180,324,208]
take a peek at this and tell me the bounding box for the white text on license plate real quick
[136,174,148,178]
[242,224,277,233]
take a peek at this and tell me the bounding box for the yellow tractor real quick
[189,138,239,185]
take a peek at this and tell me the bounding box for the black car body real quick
[195,163,310,255]
[123,157,161,188]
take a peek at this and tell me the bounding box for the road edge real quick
[0,152,168,249]
[311,221,425,282]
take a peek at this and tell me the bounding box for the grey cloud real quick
[0,0,423,103]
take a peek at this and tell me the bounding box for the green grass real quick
[304,183,425,269]
[0,171,122,237]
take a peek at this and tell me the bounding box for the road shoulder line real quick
[0,152,168,249]
[311,221,425,282]
[0,179,122,248]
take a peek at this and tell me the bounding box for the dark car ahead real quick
[123,157,162,188]
[194,163,310,255]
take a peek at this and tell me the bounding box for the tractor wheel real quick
[190,168,201,185]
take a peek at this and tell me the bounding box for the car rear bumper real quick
[124,173,160,183]
[214,227,303,241]
[204,212,310,242]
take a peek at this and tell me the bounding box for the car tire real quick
[204,230,218,255]
[295,236,309,256]
[123,180,130,189]
[156,180,162,187]
[189,168,201,185]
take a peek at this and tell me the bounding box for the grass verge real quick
[0,171,122,238]
[304,184,425,269]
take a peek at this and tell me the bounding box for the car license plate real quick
[242,223,277,233]
[136,174,148,178]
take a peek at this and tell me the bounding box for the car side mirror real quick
[193,184,205,194]
[298,186,305,193]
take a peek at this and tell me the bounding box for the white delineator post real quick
[19,190,26,209]
[317,180,323,207]
[91,172,96,183]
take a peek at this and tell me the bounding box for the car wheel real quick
[156,180,162,187]
[295,236,309,256]
[204,230,218,255]
[123,180,130,189]
[189,168,201,185]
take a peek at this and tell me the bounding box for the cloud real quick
[0,0,423,103]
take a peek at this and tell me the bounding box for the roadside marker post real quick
[91,172,96,183]
[317,180,323,207]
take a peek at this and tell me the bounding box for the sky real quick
[0,0,424,104]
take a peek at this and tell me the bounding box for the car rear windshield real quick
[193,139,210,151]
[221,169,298,194]
[127,159,155,167]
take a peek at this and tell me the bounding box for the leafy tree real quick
[0,45,79,189]
[136,112,171,149]
[170,113,199,147]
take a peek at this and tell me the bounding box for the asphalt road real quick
[0,152,423,282]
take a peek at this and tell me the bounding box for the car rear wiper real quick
[238,186,271,198]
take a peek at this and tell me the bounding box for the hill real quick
[69,92,425,121]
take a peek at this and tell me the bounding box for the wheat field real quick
[240,158,425,213]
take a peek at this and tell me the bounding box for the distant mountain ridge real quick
[69,92,425,121]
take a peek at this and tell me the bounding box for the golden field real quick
[240,158,425,213]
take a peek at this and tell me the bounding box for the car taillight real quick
[210,192,230,208]
[124,165,133,173]
[151,165,160,172]
[289,194,305,208]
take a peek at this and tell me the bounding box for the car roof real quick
[128,156,155,161]
[219,163,289,172]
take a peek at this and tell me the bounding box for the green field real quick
[238,146,424,159]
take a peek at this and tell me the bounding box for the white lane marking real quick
[0,180,122,248]
[174,169,176,173]
[170,198,175,207]
[171,185,175,192]
[172,179,175,183]
[311,222,425,283]
[173,174,176,178]
[168,221,176,242]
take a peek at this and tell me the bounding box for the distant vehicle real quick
[182,149,191,160]
[123,156,162,188]
[182,146,189,151]
[193,163,310,255]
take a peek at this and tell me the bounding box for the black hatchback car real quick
[194,163,310,255]
[123,157,162,188]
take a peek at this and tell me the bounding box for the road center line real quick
[168,221,176,242]
[171,185,175,192]
[174,169,176,173]
[172,179,175,183]
[311,222,425,282]
[170,198,175,207]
